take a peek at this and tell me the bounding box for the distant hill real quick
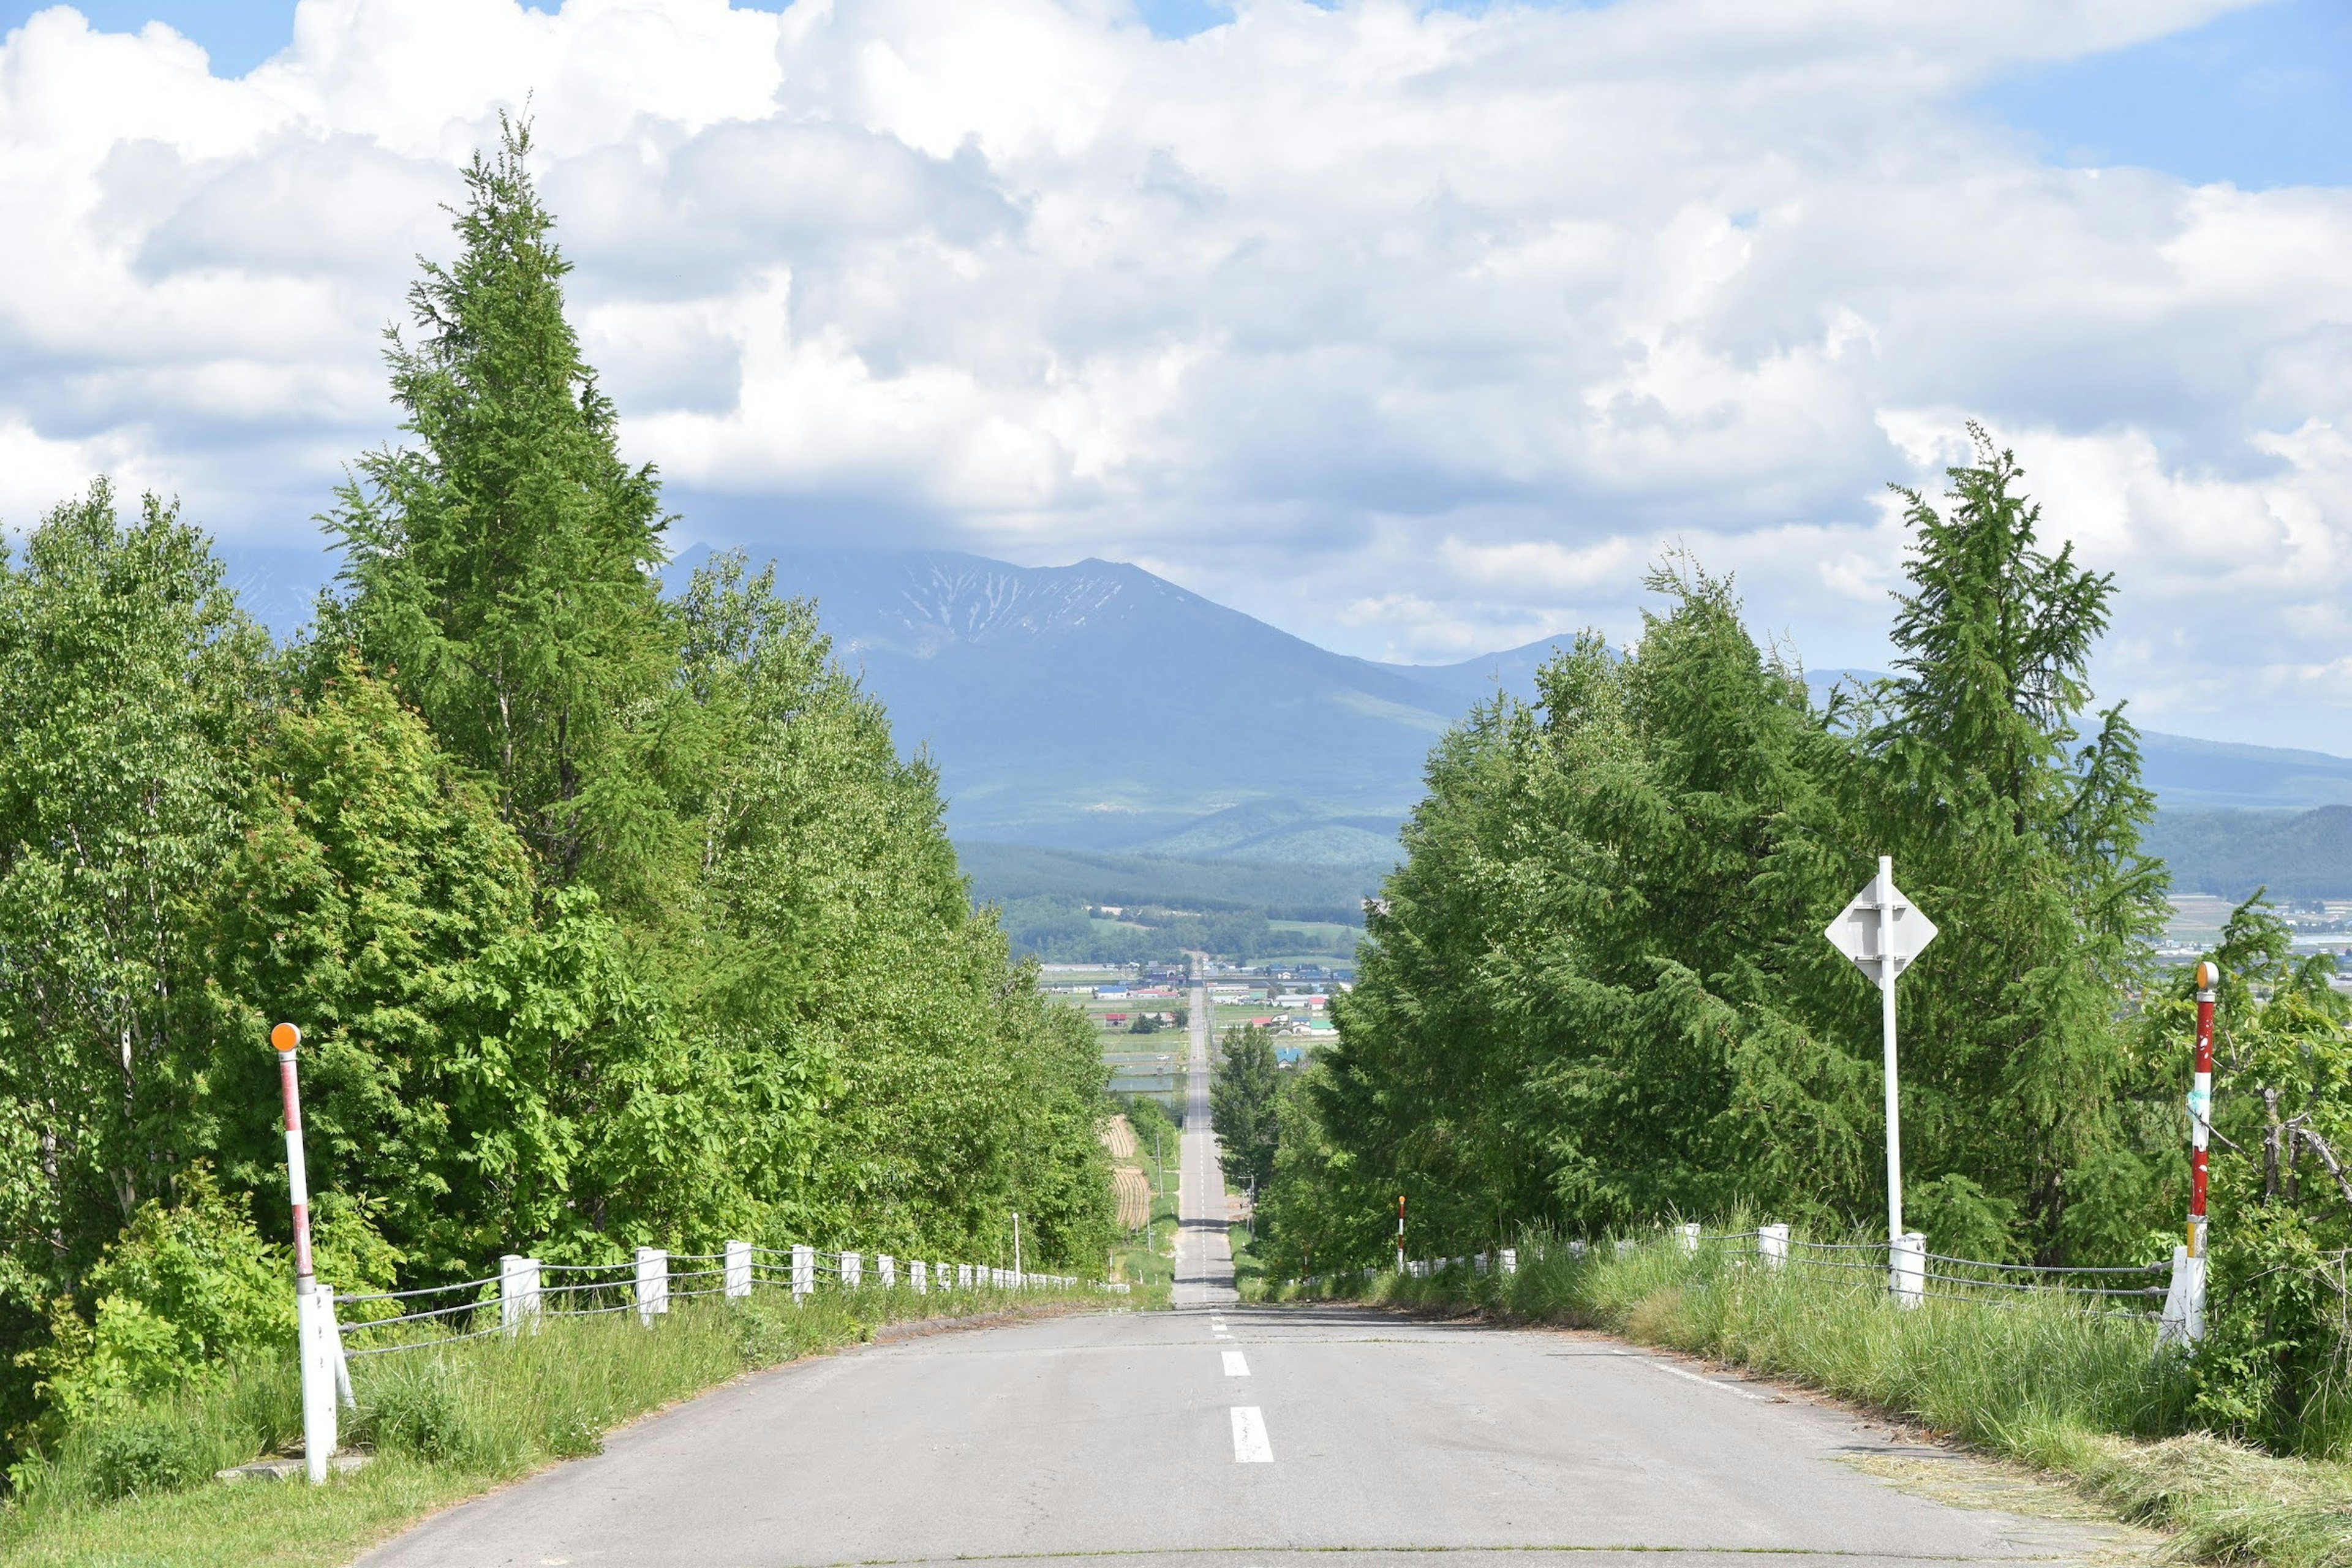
[2146,807,2352,901]
[958,843,1379,921]
[757,546,1460,855]
[221,538,2352,885]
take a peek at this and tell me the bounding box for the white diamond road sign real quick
[1825,865,1937,981]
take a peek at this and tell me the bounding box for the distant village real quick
[1043,959,1350,1077]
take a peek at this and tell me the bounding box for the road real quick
[364,1304,2141,1567]
[1174,973,1236,1306]
[362,973,2140,1567]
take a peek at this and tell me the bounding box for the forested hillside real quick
[1267,433,2348,1278]
[0,123,1112,1457]
[2147,806,2352,900]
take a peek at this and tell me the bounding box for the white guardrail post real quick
[635,1246,669,1324]
[725,1240,752,1298]
[1500,1248,1517,1275]
[2158,1243,2206,1348]
[501,1254,541,1333]
[843,1251,862,1289]
[1678,1223,1701,1254]
[1890,1232,1925,1308]
[912,1259,929,1294]
[878,1253,895,1289]
[959,1262,973,1290]
[1758,1224,1789,1268]
[791,1243,814,1298]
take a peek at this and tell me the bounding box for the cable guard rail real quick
[1293,1222,2186,1329]
[330,1242,1102,1360]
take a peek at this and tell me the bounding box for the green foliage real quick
[0,121,1114,1477]
[15,1169,290,1433]
[1909,1174,2024,1264]
[325,115,677,906]
[1276,434,2168,1269]
[1211,1025,1281,1196]
[0,480,269,1303]
[2142,894,2352,1456]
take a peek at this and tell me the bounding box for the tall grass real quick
[1259,1233,2352,1568]
[0,1278,1110,1567]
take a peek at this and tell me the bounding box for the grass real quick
[1255,1234,2352,1568]
[1227,1226,1264,1294]
[0,1278,1115,1568]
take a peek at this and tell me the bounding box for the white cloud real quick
[0,0,2345,745]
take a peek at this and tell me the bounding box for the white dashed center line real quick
[1223,1349,1250,1377]
[1229,1405,1273,1462]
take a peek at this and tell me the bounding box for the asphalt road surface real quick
[363,1304,2143,1568]
[1174,975,1236,1308]
[362,979,2141,1568]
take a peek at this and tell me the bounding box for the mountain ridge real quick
[216,538,2352,863]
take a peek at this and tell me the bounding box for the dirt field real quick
[1114,1165,1152,1228]
[1100,1114,1139,1159]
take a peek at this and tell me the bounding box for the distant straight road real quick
[1175,971,1237,1306]
[363,974,2143,1568]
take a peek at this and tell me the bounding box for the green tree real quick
[668,552,1112,1267]
[198,658,742,1276]
[0,481,268,1295]
[1277,434,2165,1268]
[1860,428,2167,1250]
[1213,1025,1281,1196]
[326,115,679,908]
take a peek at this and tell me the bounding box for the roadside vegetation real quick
[1250,432,2352,1471]
[0,112,1116,1519]
[1107,1095,1180,1304]
[1256,1235,2352,1568]
[0,1279,1110,1568]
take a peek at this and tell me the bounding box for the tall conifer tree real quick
[327,115,676,903]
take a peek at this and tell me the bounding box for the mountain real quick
[219,537,2352,883]
[2132,735,2352,811]
[758,547,1463,857]
[2145,807,2352,901]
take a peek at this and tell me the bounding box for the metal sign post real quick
[1825,857,1937,1251]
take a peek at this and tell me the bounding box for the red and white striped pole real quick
[274,1023,338,1482]
[2188,961,2218,1259]
[1395,1193,1406,1274]
[274,1023,316,1286]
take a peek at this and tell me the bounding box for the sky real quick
[1,0,2348,747]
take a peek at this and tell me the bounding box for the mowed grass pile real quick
[1,1280,1107,1568]
[1261,1235,2352,1568]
